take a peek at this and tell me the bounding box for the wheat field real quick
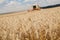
[0,7,60,40]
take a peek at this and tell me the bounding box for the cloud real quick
[0,0,31,13]
[24,0,29,2]
[0,0,4,3]
[46,0,60,4]
[4,1,23,10]
[24,0,36,2]
[6,1,21,6]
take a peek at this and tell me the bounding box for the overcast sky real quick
[0,0,60,13]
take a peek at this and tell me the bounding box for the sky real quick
[0,0,60,13]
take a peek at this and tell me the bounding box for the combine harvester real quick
[32,0,40,10]
[28,0,40,11]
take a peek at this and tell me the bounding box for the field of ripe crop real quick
[0,7,60,40]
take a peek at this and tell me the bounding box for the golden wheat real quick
[0,7,60,40]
